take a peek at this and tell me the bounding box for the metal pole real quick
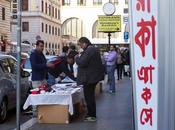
[17,0,22,129]
[108,32,111,45]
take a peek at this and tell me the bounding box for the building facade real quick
[11,0,62,54]
[61,0,129,45]
[0,0,11,51]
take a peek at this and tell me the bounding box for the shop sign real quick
[130,0,158,130]
[97,15,121,32]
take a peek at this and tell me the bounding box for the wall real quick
[61,0,129,44]
[158,0,175,129]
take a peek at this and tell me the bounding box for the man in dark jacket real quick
[75,37,104,122]
[30,40,54,88]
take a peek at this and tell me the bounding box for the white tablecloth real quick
[23,88,83,115]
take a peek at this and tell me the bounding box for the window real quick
[52,26,54,35]
[0,59,11,73]
[109,0,118,5]
[45,24,48,33]
[58,10,60,19]
[58,28,60,36]
[13,15,17,19]
[62,18,83,38]
[2,8,5,20]
[22,22,29,32]
[49,25,51,34]
[22,0,28,11]
[0,64,3,75]
[93,0,102,5]
[124,8,128,13]
[45,2,47,14]
[41,1,44,12]
[49,5,51,15]
[55,8,57,19]
[52,6,54,17]
[62,0,70,5]
[77,0,86,5]
[42,23,44,32]
[0,58,17,74]
[55,27,57,35]
[12,9,17,13]
[13,4,17,8]
[125,0,128,4]
[8,58,17,74]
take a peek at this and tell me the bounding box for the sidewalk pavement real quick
[27,77,134,130]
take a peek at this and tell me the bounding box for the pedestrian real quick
[75,37,104,122]
[68,44,78,58]
[116,47,123,80]
[60,46,69,57]
[30,40,54,88]
[104,45,117,93]
[48,54,76,83]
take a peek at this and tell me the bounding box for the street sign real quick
[123,16,129,23]
[97,15,121,32]
[124,32,129,40]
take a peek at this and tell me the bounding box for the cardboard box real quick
[38,105,69,124]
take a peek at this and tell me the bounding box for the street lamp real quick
[103,2,116,46]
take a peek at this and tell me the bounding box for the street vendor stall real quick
[23,83,84,124]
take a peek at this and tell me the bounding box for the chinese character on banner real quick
[140,108,153,126]
[141,87,152,104]
[136,0,151,13]
[135,16,156,59]
[137,65,155,84]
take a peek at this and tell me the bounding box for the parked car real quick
[0,54,31,123]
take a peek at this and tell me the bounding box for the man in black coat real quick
[75,37,104,122]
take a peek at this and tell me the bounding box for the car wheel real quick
[0,99,7,123]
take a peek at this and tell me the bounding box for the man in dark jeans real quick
[75,37,104,122]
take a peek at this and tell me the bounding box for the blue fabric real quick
[47,73,55,86]
[30,50,47,81]
[107,65,116,92]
